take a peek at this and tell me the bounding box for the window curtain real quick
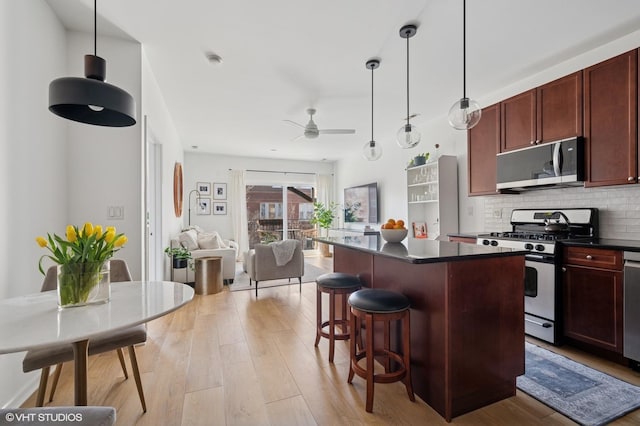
[229,170,249,261]
[316,173,334,207]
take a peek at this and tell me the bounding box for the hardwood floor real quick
[21,254,640,425]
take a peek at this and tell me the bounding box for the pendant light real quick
[49,0,136,127]
[363,59,382,161]
[397,24,420,149]
[448,0,481,130]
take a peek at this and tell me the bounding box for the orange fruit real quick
[387,218,396,225]
[380,223,387,229]
[393,224,403,229]
[397,220,405,227]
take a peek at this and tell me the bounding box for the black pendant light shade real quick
[48,0,136,127]
[363,59,382,161]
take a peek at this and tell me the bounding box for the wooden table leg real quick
[72,339,89,406]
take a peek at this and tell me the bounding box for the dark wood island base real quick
[331,242,525,421]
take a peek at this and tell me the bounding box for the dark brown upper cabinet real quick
[537,71,583,143]
[500,72,583,153]
[584,49,638,187]
[468,103,500,196]
[500,90,537,152]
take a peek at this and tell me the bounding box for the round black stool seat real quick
[314,273,361,363]
[347,288,414,413]
[348,288,410,313]
[317,272,362,290]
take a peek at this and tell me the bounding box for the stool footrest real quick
[318,320,351,341]
[350,350,407,384]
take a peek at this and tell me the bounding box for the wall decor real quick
[173,162,183,217]
[213,202,227,215]
[213,183,227,200]
[197,198,211,215]
[196,182,211,196]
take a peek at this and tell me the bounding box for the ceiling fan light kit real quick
[397,24,421,149]
[48,0,136,127]
[448,0,481,130]
[363,59,382,161]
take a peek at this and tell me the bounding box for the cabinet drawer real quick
[449,236,477,244]
[563,247,622,270]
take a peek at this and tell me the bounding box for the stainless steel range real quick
[477,208,598,344]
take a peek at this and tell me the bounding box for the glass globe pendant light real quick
[363,59,382,161]
[448,0,481,130]
[397,24,420,149]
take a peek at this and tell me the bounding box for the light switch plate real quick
[108,206,124,220]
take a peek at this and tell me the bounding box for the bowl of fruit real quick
[380,219,408,243]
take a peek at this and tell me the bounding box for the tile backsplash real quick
[483,185,640,240]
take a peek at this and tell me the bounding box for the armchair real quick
[247,240,304,297]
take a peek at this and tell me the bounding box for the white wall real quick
[183,152,333,239]
[64,31,144,279]
[335,28,640,238]
[141,51,184,280]
[0,0,68,408]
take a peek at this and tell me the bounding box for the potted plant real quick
[164,246,192,269]
[311,201,338,257]
[413,152,429,166]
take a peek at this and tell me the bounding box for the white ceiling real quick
[45,0,640,162]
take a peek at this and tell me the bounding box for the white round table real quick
[0,281,194,405]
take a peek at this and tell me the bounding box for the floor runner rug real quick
[516,342,640,425]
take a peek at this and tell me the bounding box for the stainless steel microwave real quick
[496,137,584,191]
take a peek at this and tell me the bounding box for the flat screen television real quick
[344,182,378,224]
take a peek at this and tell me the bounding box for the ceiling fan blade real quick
[318,129,356,135]
[290,134,305,142]
[283,119,306,129]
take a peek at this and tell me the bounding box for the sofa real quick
[171,227,238,283]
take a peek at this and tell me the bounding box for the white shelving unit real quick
[406,155,458,240]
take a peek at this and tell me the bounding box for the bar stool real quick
[315,272,362,362]
[347,288,415,413]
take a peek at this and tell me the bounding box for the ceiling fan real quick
[284,108,356,140]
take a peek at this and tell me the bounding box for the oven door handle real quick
[525,318,553,328]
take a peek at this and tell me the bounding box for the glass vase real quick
[57,261,110,308]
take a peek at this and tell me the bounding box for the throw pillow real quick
[182,225,204,234]
[197,232,220,249]
[178,229,199,250]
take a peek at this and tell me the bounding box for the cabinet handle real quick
[586,255,593,260]
[628,177,635,182]
[535,140,541,144]
[530,140,535,145]
[562,267,566,272]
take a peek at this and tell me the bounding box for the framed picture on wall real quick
[213,202,227,215]
[197,198,211,215]
[213,183,227,200]
[196,182,211,196]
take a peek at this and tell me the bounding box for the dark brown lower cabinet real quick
[562,248,623,353]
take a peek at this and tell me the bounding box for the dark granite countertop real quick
[560,238,640,252]
[314,232,526,264]
[447,232,484,239]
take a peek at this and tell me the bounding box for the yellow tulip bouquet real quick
[36,223,127,306]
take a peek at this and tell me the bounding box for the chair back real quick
[40,259,132,292]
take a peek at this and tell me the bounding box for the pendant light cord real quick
[371,65,374,141]
[463,0,466,99]
[94,0,97,56]
[406,34,410,125]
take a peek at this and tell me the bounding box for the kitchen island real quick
[316,233,526,421]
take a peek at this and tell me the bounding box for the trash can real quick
[194,256,223,295]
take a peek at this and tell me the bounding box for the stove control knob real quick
[490,240,498,246]
[535,244,545,252]
[481,239,490,246]
[524,243,534,250]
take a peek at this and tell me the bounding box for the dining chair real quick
[22,259,147,412]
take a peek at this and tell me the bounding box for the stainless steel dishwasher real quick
[624,251,640,369]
